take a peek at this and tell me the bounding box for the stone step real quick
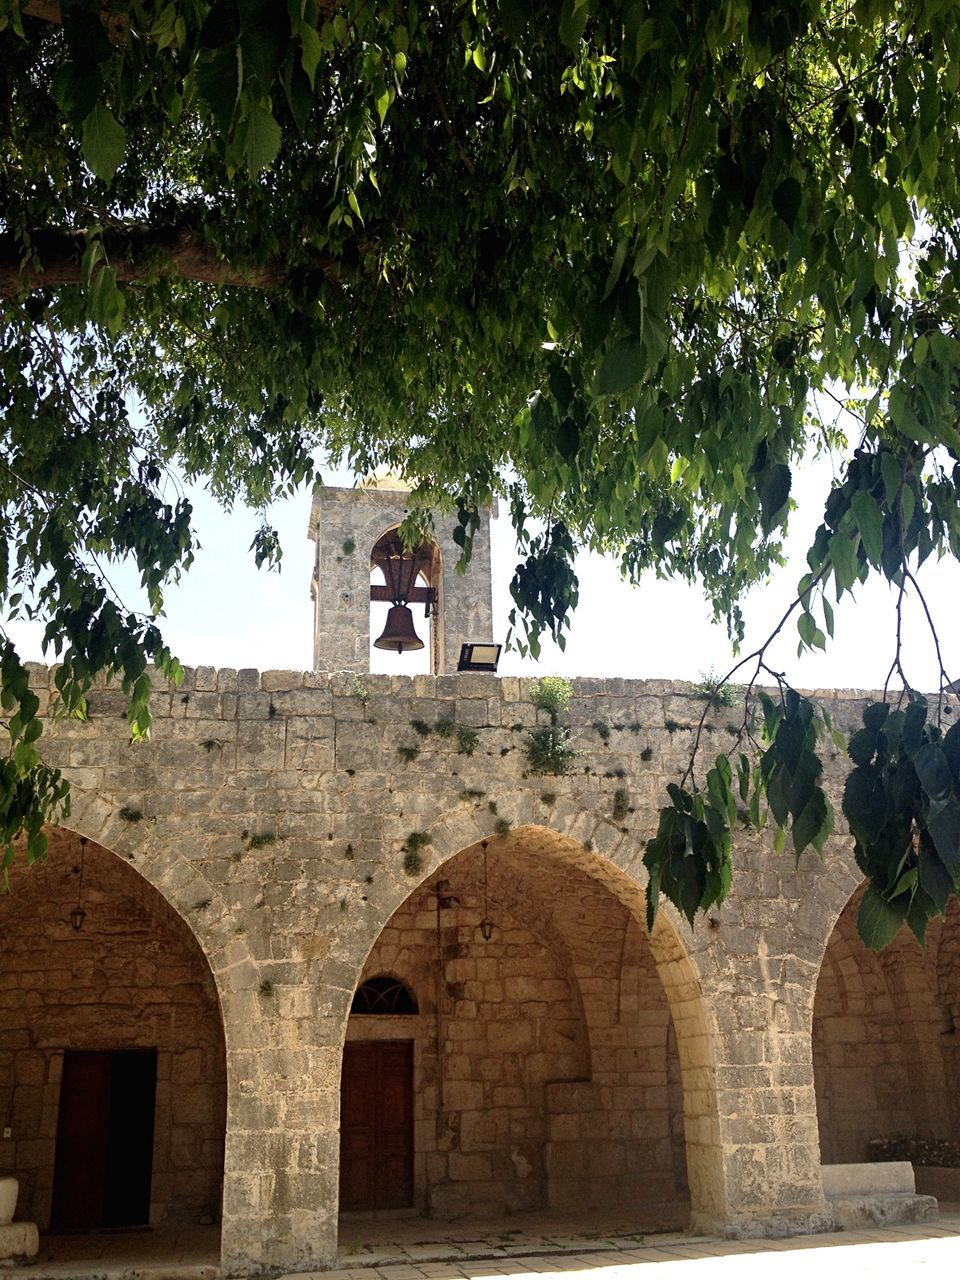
[822,1161,917,1197]
[0,1220,39,1266]
[828,1193,939,1230]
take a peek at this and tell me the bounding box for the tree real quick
[1,0,959,942]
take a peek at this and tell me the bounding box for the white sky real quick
[7,456,958,693]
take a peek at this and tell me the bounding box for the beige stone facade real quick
[0,659,955,1276]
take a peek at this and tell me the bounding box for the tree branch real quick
[0,225,340,296]
[22,1,128,41]
[678,566,828,790]
[22,1,65,21]
[21,0,342,38]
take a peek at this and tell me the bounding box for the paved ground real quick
[294,1213,960,1280]
[336,1209,689,1265]
[10,1211,960,1280]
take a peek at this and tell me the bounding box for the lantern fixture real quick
[70,837,87,932]
[478,839,495,942]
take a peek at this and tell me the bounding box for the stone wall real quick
[0,830,226,1229]
[4,662,955,1275]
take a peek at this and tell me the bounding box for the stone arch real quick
[330,822,724,1230]
[0,824,228,1234]
[812,879,960,1163]
[60,789,264,1016]
[0,787,294,1276]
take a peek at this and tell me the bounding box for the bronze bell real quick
[374,604,424,653]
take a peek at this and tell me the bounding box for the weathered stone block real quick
[0,1220,38,1263]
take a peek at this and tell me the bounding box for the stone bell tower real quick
[307,476,496,674]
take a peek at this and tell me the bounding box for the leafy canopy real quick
[1,0,960,938]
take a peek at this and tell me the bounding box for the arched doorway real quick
[0,829,227,1234]
[813,885,960,1165]
[339,830,710,1231]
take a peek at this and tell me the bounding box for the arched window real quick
[351,976,419,1015]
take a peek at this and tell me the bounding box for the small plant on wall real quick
[693,667,742,708]
[530,676,573,718]
[526,676,576,775]
[526,725,576,775]
[401,831,431,876]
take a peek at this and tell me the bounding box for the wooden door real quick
[340,1041,414,1210]
[51,1049,157,1230]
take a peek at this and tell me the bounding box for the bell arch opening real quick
[338,827,722,1233]
[813,883,960,1170]
[369,525,443,675]
[0,827,227,1237]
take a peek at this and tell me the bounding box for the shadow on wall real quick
[813,886,960,1164]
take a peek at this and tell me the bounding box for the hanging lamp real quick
[69,836,87,932]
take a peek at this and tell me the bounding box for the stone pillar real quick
[691,910,833,1237]
[438,507,494,674]
[219,1008,343,1274]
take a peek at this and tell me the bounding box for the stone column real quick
[690,866,835,1238]
[219,1002,343,1274]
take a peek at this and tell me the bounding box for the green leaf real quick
[851,489,883,567]
[772,177,802,229]
[792,788,831,860]
[915,743,953,802]
[843,767,886,843]
[300,23,322,88]
[857,886,904,950]
[919,838,953,909]
[942,720,960,786]
[906,892,932,947]
[593,339,644,397]
[81,105,127,182]
[829,530,858,594]
[821,594,834,638]
[51,61,102,125]
[245,103,282,174]
[559,0,589,49]
[797,610,816,648]
[863,702,891,733]
[925,798,960,879]
[757,463,791,534]
[195,47,241,133]
[903,699,928,752]
[880,451,903,509]
[88,265,125,335]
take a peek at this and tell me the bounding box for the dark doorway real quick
[51,1049,158,1230]
[340,1041,414,1210]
